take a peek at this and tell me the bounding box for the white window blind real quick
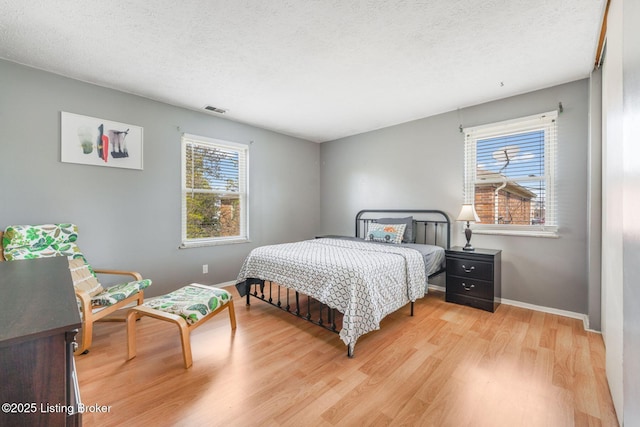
[181,134,249,247]
[463,111,558,236]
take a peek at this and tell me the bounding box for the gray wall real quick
[0,58,593,317]
[0,59,320,297]
[320,79,591,315]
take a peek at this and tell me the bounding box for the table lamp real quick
[457,204,480,251]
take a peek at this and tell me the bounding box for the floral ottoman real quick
[126,283,236,368]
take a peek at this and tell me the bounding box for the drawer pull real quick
[462,282,475,291]
[461,265,475,273]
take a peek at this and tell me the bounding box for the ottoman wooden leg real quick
[126,309,139,360]
[228,299,237,330]
[178,322,193,369]
[126,306,194,368]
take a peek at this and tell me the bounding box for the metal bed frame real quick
[241,209,450,357]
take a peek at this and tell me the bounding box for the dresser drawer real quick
[446,276,493,301]
[446,257,493,281]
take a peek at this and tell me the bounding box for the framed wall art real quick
[61,112,144,170]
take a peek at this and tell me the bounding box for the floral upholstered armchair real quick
[0,223,151,355]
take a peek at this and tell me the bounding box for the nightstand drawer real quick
[446,276,493,301]
[445,293,496,312]
[446,257,493,281]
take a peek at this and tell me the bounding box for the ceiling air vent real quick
[204,105,227,114]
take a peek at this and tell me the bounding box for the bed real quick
[235,209,450,357]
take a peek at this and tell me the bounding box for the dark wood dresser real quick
[445,246,502,312]
[0,257,82,426]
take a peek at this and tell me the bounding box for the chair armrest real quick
[93,268,143,281]
[75,288,92,314]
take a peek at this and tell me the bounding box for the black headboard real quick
[355,209,450,249]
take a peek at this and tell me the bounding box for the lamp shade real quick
[457,204,480,222]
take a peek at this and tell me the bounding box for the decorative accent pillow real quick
[376,217,415,243]
[366,223,406,244]
[68,258,104,297]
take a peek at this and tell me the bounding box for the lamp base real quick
[463,222,475,251]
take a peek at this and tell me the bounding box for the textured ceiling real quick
[0,1,605,142]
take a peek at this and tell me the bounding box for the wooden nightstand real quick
[445,246,502,312]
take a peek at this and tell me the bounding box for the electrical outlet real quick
[202,264,208,274]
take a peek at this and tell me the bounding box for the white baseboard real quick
[215,280,237,289]
[428,284,446,293]
[427,284,596,333]
[499,297,594,332]
[220,281,597,333]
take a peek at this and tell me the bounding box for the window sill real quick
[180,237,250,248]
[471,228,559,238]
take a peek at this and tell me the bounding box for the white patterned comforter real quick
[236,238,427,351]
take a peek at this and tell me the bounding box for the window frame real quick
[180,133,249,248]
[463,111,558,238]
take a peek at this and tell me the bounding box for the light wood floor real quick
[76,289,619,426]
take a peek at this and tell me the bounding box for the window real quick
[181,134,249,247]
[463,111,558,237]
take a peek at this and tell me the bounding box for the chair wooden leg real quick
[74,318,93,356]
[126,309,138,361]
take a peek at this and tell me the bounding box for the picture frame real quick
[61,112,144,170]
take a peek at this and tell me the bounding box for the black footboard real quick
[238,278,414,358]
[243,279,340,329]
